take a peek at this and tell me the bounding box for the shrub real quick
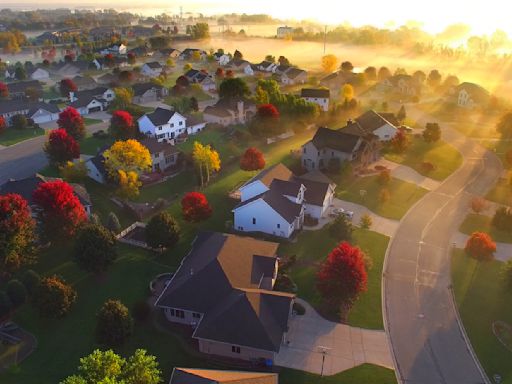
[420,161,435,174]
[329,214,353,241]
[96,299,133,346]
[145,212,180,249]
[464,232,496,261]
[106,212,121,233]
[470,197,488,214]
[359,214,373,229]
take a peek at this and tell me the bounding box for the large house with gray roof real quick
[155,231,295,362]
[170,368,278,384]
[233,163,336,238]
[0,100,60,125]
[137,107,187,142]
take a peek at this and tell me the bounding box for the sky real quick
[6,0,510,36]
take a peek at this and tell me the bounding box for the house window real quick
[252,218,256,225]
[175,310,185,318]
[238,226,244,231]
[232,346,241,354]
[277,223,280,229]
[179,121,183,126]
[170,123,174,128]
[303,147,306,153]
[158,126,163,130]
[192,313,201,319]
[165,155,174,164]
[169,308,175,316]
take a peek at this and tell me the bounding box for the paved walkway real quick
[304,198,399,237]
[275,299,393,375]
[373,158,441,190]
[451,232,512,262]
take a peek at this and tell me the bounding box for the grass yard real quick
[279,227,389,329]
[480,139,512,170]
[486,174,512,207]
[384,137,463,181]
[451,249,512,383]
[78,134,114,156]
[460,213,512,244]
[338,175,428,220]
[83,117,103,126]
[0,127,45,146]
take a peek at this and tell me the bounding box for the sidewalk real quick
[373,158,441,191]
[452,232,512,261]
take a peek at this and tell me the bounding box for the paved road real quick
[0,121,108,184]
[384,116,502,383]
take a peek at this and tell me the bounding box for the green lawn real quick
[338,176,428,220]
[480,139,512,170]
[78,135,114,156]
[486,174,512,207]
[83,117,103,126]
[451,249,512,383]
[0,127,45,146]
[280,363,396,384]
[460,213,512,244]
[384,138,463,181]
[279,227,389,329]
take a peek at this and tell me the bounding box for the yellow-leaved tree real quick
[192,141,221,187]
[342,83,354,102]
[103,140,151,198]
[321,54,338,73]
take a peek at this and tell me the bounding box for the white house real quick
[217,54,231,65]
[141,62,163,78]
[29,67,50,82]
[85,154,107,184]
[342,110,398,141]
[301,88,330,112]
[28,103,60,124]
[280,67,307,85]
[70,97,105,115]
[257,61,277,72]
[100,43,127,56]
[137,107,187,142]
[233,163,335,238]
[451,82,490,109]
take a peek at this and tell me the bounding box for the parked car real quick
[329,207,354,220]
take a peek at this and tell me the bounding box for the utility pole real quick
[323,25,327,55]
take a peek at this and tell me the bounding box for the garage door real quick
[88,106,102,113]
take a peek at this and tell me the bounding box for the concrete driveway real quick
[275,299,393,375]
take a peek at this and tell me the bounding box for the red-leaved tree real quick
[0,82,8,99]
[390,130,409,153]
[44,129,80,166]
[0,116,6,135]
[215,67,225,79]
[32,180,87,239]
[316,241,368,310]
[109,110,135,140]
[57,107,85,140]
[104,53,115,67]
[181,192,212,222]
[240,147,266,171]
[257,103,280,120]
[465,231,496,261]
[0,193,36,272]
[59,78,77,97]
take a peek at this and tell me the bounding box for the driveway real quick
[373,158,441,191]
[275,299,393,375]
[452,232,512,262]
[304,198,399,237]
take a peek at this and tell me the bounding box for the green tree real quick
[73,224,117,274]
[329,214,353,241]
[423,122,441,142]
[96,299,133,346]
[15,66,26,80]
[33,275,77,318]
[219,77,250,100]
[11,114,28,129]
[145,212,180,249]
[124,349,162,384]
[359,214,373,229]
[106,212,121,234]
[190,23,210,39]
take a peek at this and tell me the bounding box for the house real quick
[0,100,60,125]
[96,72,118,85]
[184,69,216,92]
[302,126,380,172]
[140,137,180,172]
[342,110,398,141]
[0,174,92,216]
[141,62,163,78]
[301,88,330,112]
[71,75,98,91]
[225,59,251,72]
[131,82,168,104]
[170,368,278,384]
[70,87,115,104]
[377,74,421,96]
[319,71,359,89]
[256,60,278,73]
[280,67,307,85]
[450,82,490,109]
[233,163,335,237]
[214,53,231,66]
[7,80,43,100]
[99,43,127,56]
[277,26,294,38]
[179,48,207,61]
[69,96,105,115]
[28,67,50,82]
[137,107,187,142]
[273,65,290,75]
[50,61,89,78]
[156,48,181,59]
[185,114,207,135]
[127,46,153,57]
[155,231,295,361]
[85,153,108,184]
[203,98,256,126]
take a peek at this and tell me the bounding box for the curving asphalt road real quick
[384,120,502,383]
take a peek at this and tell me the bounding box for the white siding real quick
[85,160,106,184]
[239,180,269,201]
[373,123,397,141]
[233,199,294,238]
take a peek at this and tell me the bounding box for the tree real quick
[21,269,40,295]
[189,23,210,39]
[127,52,136,64]
[240,147,265,171]
[316,242,367,310]
[181,192,212,222]
[412,70,426,84]
[33,275,77,318]
[0,116,6,135]
[60,349,161,384]
[0,291,11,320]
[390,130,409,153]
[32,180,87,239]
[340,61,354,72]
[192,141,221,187]
[321,54,338,72]
[342,83,354,102]
[492,206,512,232]
[106,212,121,233]
[183,63,192,73]
[219,77,249,100]
[96,299,133,346]
[0,81,8,98]
[111,87,134,110]
[0,193,36,272]
[74,223,117,274]
[427,69,442,89]
[15,66,26,80]
[59,78,77,97]
[119,70,134,84]
[6,279,27,307]
[117,170,142,200]
[57,107,86,140]
[497,112,512,138]
[233,49,243,60]
[465,232,496,261]
[397,105,406,123]
[11,114,28,130]
[215,67,225,79]
[423,122,441,142]
[249,103,282,137]
[364,66,377,81]
[104,53,115,67]
[225,69,234,79]
[359,214,372,229]
[109,110,135,140]
[103,140,151,179]
[278,56,290,66]
[378,66,391,81]
[25,86,41,102]
[44,129,80,166]
[59,161,87,183]
[145,212,180,249]
[329,215,353,241]
[378,169,391,185]
[470,197,488,214]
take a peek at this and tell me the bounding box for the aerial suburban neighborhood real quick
[1,3,512,384]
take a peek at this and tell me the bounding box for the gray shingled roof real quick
[310,127,362,153]
[6,80,42,94]
[301,88,330,98]
[144,107,176,126]
[342,110,397,136]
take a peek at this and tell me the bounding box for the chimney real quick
[347,118,353,125]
